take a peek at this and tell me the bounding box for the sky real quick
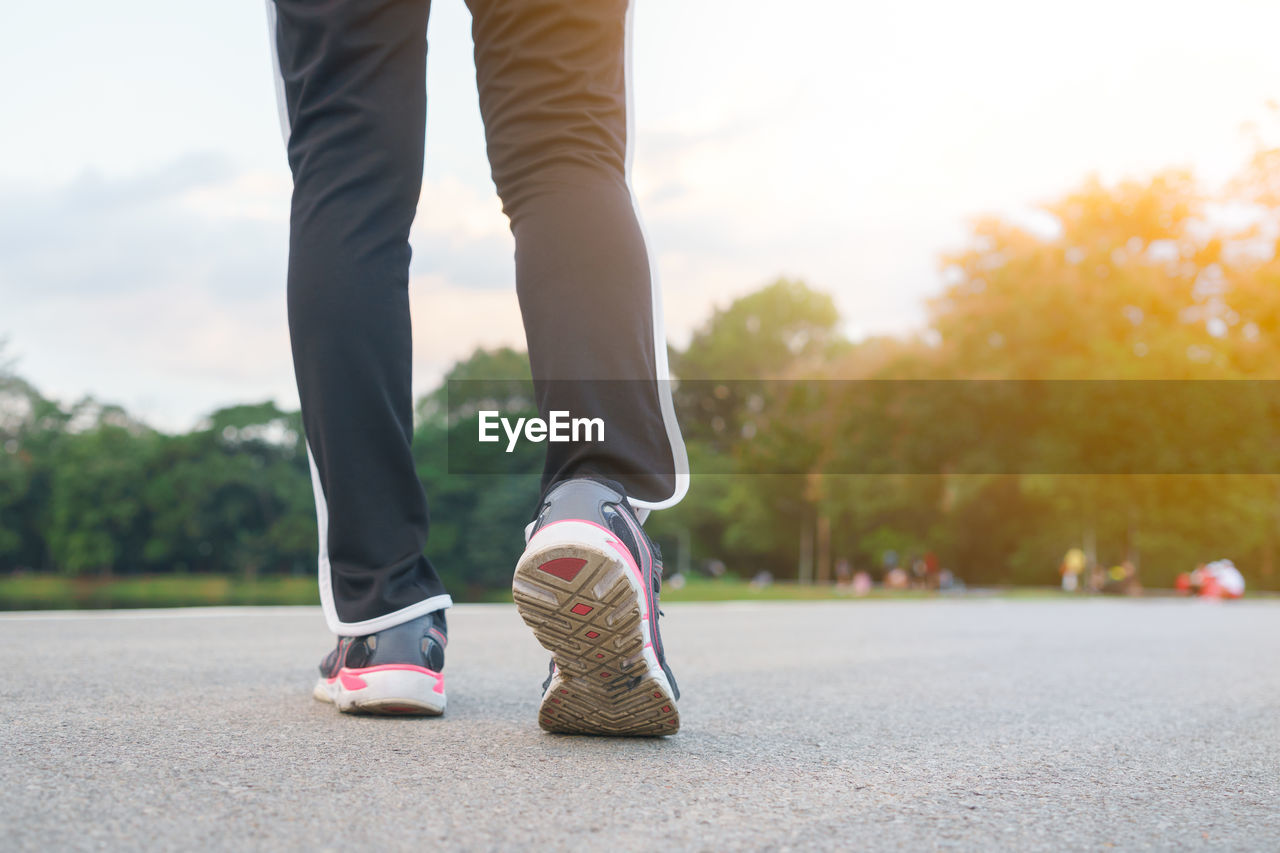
[2,0,1279,431]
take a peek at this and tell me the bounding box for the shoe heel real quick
[514,520,679,735]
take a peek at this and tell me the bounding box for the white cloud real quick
[178,170,291,223]
[408,273,526,379]
[0,161,534,430]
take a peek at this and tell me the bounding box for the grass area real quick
[2,572,1270,611]
[0,572,986,610]
[0,574,323,610]
[660,575,941,602]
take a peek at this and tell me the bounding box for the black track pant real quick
[267,0,686,635]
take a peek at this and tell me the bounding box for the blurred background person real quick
[1060,547,1086,593]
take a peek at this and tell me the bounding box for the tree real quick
[653,279,849,581]
[915,170,1280,586]
[45,400,156,576]
[0,343,69,568]
[142,402,313,579]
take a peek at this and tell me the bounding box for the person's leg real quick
[465,0,687,511]
[466,0,686,734]
[267,0,451,636]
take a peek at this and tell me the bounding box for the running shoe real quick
[513,477,680,735]
[313,610,448,715]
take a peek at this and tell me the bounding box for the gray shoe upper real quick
[531,477,628,533]
[319,610,447,677]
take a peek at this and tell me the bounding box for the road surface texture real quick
[1,600,1276,851]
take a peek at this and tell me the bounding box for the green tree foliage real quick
[651,280,844,578]
[141,402,314,580]
[914,169,1280,586]
[672,277,843,449]
[45,400,156,576]
[0,342,69,569]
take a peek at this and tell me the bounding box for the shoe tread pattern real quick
[513,543,679,736]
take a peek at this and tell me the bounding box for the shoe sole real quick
[313,665,446,716]
[513,519,679,736]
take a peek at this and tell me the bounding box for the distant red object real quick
[1181,560,1244,599]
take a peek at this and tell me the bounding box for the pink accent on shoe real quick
[338,670,366,690]
[333,664,445,694]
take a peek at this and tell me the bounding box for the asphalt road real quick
[1,599,1276,851]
